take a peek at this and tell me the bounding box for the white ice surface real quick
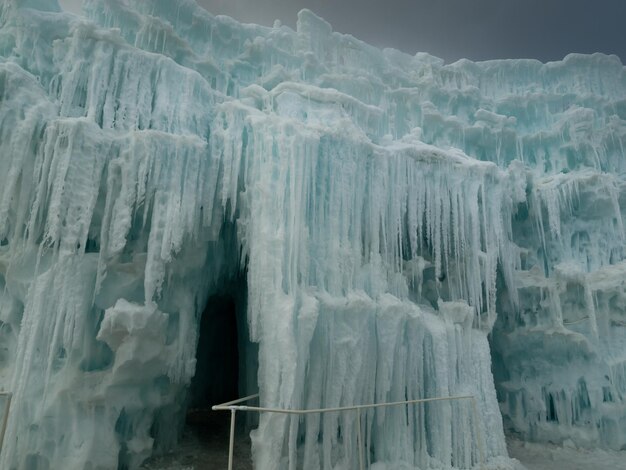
[0,0,625,469]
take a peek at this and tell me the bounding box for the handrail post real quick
[0,393,12,457]
[228,409,236,470]
[470,398,486,470]
[356,410,364,470]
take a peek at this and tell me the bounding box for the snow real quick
[0,0,624,469]
[507,438,626,470]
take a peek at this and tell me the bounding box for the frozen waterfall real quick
[0,0,625,469]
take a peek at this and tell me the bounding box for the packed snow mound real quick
[0,0,624,469]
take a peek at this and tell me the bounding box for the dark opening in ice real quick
[164,274,256,469]
[185,271,258,429]
[189,292,241,409]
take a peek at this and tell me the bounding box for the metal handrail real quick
[0,392,12,457]
[212,392,486,470]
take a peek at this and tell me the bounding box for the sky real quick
[59,0,625,64]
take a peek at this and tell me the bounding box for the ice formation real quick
[0,0,624,469]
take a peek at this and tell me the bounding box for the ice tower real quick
[0,0,624,469]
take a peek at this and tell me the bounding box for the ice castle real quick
[0,1,625,468]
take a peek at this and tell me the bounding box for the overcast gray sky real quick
[59,0,625,64]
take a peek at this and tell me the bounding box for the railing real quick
[213,393,486,470]
[0,392,12,457]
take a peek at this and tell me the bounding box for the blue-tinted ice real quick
[0,1,624,468]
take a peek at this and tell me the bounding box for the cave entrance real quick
[182,274,256,468]
[188,273,257,412]
[189,291,241,410]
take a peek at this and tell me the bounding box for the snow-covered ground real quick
[143,426,626,470]
[142,411,252,470]
[508,438,626,470]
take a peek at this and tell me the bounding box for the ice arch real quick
[0,0,624,469]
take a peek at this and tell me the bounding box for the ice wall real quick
[0,0,624,469]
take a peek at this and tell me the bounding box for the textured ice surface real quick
[507,438,626,470]
[0,0,625,469]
